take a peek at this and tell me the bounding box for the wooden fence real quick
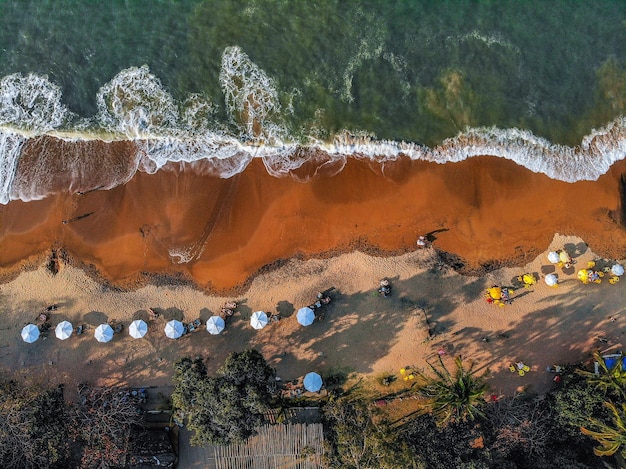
[209,423,324,469]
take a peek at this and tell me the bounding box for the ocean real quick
[0,0,625,205]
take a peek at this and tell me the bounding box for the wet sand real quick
[0,137,625,292]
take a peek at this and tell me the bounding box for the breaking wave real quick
[0,47,624,204]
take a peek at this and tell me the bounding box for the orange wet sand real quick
[1,137,625,292]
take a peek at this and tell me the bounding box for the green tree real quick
[172,349,276,446]
[550,371,609,442]
[414,356,489,426]
[576,351,626,399]
[581,401,626,464]
[0,379,69,469]
[322,399,416,469]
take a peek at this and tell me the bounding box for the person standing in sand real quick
[416,236,429,249]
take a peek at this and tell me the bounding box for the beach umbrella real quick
[611,264,624,277]
[128,319,148,339]
[94,324,114,343]
[303,372,323,392]
[164,320,185,339]
[545,274,558,287]
[55,320,73,340]
[577,269,589,283]
[548,251,560,264]
[250,311,268,330]
[486,286,502,300]
[559,251,571,264]
[21,324,40,343]
[297,307,315,326]
[206,315,225,335]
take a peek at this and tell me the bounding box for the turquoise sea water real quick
[0,0,625,202]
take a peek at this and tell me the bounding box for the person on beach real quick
[378,279,391,297]
[416,236,429,248]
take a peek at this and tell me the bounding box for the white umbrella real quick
[94,324,114,343]
[545,273,558,286]
[128,319,148,339]
[55,320,73,340]
[297,307,315,326]
[21,324,40,343]
[548,251,560,264]
[250,311,268,330]
[206,316,225,335]
[165,320,185,339]
[303,372,323,392]
[611,264,624,276]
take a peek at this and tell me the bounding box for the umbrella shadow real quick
[276,301,295,318]
[160,307,184,321]
[84,311,108,326]
[564,241,588,258]
[199,308,214,321]
[133,309,150,321]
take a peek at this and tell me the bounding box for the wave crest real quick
[0,73,71,132]
[96,65,179,137]
[220,46,285,141]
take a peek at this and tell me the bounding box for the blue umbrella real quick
[21,324,40,343]
[165,320,185,339]
[94,324,114,343]
[303,372,323,392]
[129,319,148,339]
[206,316,225,335]
[297,307,315,327]
[250,311,268,330]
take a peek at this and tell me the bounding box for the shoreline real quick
[0,233,624,400]
[1,154,625,293]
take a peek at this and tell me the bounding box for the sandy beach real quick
[1,138,626,293]
[1,233,624,399]
[1,140,625,397]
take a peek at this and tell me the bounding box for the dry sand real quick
[1,234,624,399]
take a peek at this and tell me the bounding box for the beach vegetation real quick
[402,413,493,469]
[69,384,143,469]
[172,349,275,446]
[0,379,69,469]
[413,355,489,426]
[550,370,610,442]
[576,351,626,399]
[321,398,416,469]
[484,393,553,464]
[581,401,626,463]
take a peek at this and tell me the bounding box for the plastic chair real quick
[609,277,620,284]
[509,365,516,373]
[518,370,525,376]
[587,261,596,268]
[522,365,530,372]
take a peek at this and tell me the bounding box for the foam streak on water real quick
[0,130,26,204]
[0,50,625,204]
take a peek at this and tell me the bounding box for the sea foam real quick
[0,49,624,205]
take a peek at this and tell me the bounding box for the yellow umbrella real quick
[519,273,536,287]
[577,269,589,283]
[559,251,571,264]
[487,287,502,300]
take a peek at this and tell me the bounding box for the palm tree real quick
[581,401,626,463]
[414,355,489,426]
[577,351,626,399]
